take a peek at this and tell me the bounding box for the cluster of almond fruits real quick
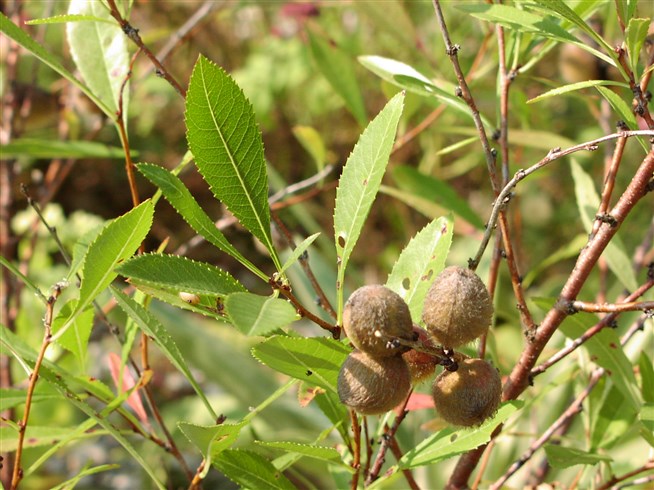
[337,266,502,427]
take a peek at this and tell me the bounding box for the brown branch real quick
[448,150,654,488]
[388,436,421,490]
[597,461,654,490]
[570,299,654,313]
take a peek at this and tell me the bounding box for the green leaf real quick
[49,464,120,490]
[67,0,129,121]
[279,233,320,274]
[213,449,296,490]
[292,126,326,171]
[179,422,244,476]
[358,56,494,129]
[457,3,616,68]
[334,92,404,315]
[625,18,650,75]
[353,1,416,49]
[116,253,245,297]
[392,166,484,229]
[639,352,654,404]
[528,80,629,104]
[590,384,637,450]
[2,138,134,159]
[252,336,350,393]
[225,293,299,336]
[185,55,280,268]
[54,201,153,342]
[543,445,612,468]
[136,163,265,280]
[594,86,648,152]
[51,299,94,367]
[0,256,46,303]
[570,160,638,291]
[111,287,218,419]
[314,390,350,443]
[0,389,59,412]
[386,215,453,320]
[256,441,351,470]
[0,425,105,452]
[307,28,367,126]
[399,401,522,468]
[380,185,454,220]
[0,11,112,117]
[640,403,654,447]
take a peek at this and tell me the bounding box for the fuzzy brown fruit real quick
[421,266,493,348]
[431,357,502,427]
[337,350,411,415]
[402,325,440,384]
[343,285,414,358]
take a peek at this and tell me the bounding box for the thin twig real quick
[388,436,421,490]
[468,130,654,270]
[10,282,65,490]
[349,409,361,490]
[570,299,654,313]
[531,274,654,377]
[105,0,186,98]
[366,390,412,485]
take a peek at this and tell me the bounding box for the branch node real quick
[595,213,618,227]
[454,86,463,97]
[446,44,460,56]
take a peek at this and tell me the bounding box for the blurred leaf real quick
[392,166,484,229]
[457,3,615,67]
[0,425,107,452]
[640,403,654,447]
[67,0,129,121]
[292,126,326,171]
[533,297,642,412]
[334,92,404,309]
[112,287,218,419]
[225,293,299,336]
[0,256,46,302]
[306,28,367,126]
[116,253,245,297]
[570,160,638,291]
[522,234,587,289]
[179,422,245,476]
[51,299,94,367]
[380,184,446,219]
[625,18,650,75]
[386,215,453,320]
[399,401,522,468]
[49,464,120,490]
[252,336,350,393]
[590,384,637,450]
[185,55,280,269]
[0,389,59,412]
[1,328,165,489]
[358,56,493,129]
[0,11,111,116]
[136,163,265,280]
[639,352,654,403]
[2,139,134,159]
[55,201,153,341]
[279,233,321,274]
[528,80,629,104]
[543,445,612,468]
[213,449,296,490]
[354,0,416,48]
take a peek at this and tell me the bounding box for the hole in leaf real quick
[421,269,433,282]
[337,234,346,248]
[402,277,411,290]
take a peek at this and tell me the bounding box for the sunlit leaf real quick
[528,80,629,104]
[185,55,280,268]
[213,449,296,490]
[225,293,299,336]
[544,445,612,468]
